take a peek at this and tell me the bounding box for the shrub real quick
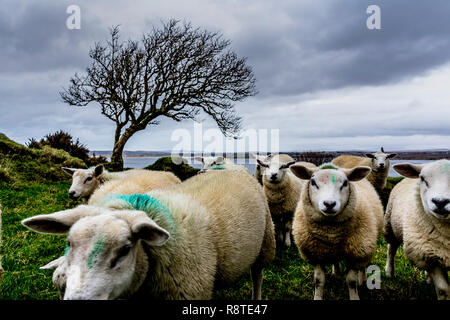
[145,157,199,181]
[85,153,108,167]
[27,130,90,162]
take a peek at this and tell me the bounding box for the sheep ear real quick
[93,165,104,177]
[280,161,296,169]
[386,153,397,159]
[365,153,375,159]
[62,167,75,176]
[290,164,315,180]
[257,159,269,168]
[393,163,423,179]
[132,219,169,246]
[344,166,371,182]
[40,256,65,270]
[22,205,102,234]
[194,156,204,163]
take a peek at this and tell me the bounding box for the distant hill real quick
[92,149,450,161]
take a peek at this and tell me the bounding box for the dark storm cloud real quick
[0,0,105,73]
[0,0,449,151]
[235,0,450,96]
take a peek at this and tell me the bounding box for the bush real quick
[27,130,90,162]
[145,157,199,181]
[85,153,108,167]
[26,130,110,168]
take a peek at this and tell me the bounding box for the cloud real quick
[1,0,449,152]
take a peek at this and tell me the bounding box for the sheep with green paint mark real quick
[331,147,397,195]
[384,159,450,300]
[195,156,250,174]
[40,169,181,296]
[290,163,383,300]
[23,170,275,300]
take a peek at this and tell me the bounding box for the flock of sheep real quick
[21,149,450,300]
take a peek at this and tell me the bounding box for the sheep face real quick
[22,205,169,300]
[290,165,371,216]
[62,165,104,200]
[365,150,397,171]
[258,158,295,184]
[394,160,450,220]
[195,156,226,171]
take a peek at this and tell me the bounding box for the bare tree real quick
[61,20,257,170]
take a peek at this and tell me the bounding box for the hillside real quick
[0,133,86,184]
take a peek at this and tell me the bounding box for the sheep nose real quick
[270,173,277,180]
[68,191,77,199]
[323,201,336,209]
[432,198,450,210]
[379,163,385,168]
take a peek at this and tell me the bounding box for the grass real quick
[0,178,438,300]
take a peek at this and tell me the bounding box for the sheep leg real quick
[250,208,275,300]
[385,242,398,278]
[357,269,367,286]
[283,218,292,247]
[251,263,264,300]
[425,271,432,284]
[346,269,360,300]
[332,263,341,275]
[313,265,326,300]
[428,266,450,300]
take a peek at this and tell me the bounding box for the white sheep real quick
[62,165,153,202]
[332,147,397,194]
[384,159,450,300]
[195,156,250,174]
[290,163,383,300]
[40,170,181,296]
[256,154,309,247]
[252,154,283,185]
[23,170,276,300]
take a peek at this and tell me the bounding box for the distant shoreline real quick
[93,150,449,161]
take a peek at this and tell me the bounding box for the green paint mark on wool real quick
[211,164,225,170]
[88,237,106,269]
[64,242,70,256]
[443,162,450,172]
[331,174,336,185]
[114,194,176,233]
[319,163,339,170]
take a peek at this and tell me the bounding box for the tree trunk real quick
[110,127,136,171]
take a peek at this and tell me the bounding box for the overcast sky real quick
[1,0,449,152]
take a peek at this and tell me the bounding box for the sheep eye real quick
[340,180,348,190]
[110,245,131,269]
[420,176,429,187]
[311,179,319,189]
[85,176,93,183]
